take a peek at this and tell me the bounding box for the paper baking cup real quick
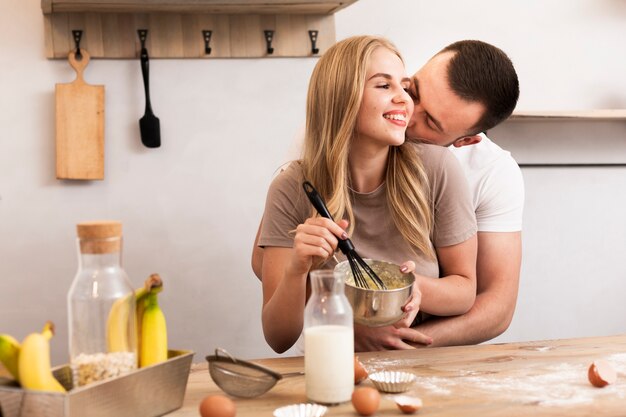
[368,370,417,393]
[273,403,328,417]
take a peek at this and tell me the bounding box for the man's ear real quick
[452,134,482,148]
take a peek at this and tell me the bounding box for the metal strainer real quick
[206,348,304,398]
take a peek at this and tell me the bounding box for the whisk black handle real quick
[302,181,355,255]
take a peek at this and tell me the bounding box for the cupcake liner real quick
[273,403,328,417]
[369,370,417,393]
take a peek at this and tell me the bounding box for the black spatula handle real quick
[140,48,153,113]
[302,181,354,255]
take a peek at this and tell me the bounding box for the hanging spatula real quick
[138,30,160,148]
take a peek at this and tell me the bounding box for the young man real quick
[370,40,522,349]
[252,40,523,350]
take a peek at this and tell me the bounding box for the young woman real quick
[258,36,477,353]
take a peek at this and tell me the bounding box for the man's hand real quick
[355,323,432,351]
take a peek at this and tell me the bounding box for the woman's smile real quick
[383,110,408,127]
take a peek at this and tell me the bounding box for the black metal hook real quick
[308,30,319,55]
[72,30,83,60]
[264,30,274,55]
[202,30,212,55]
[138,29,148,54]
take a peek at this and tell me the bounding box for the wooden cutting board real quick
[55,49,104,180]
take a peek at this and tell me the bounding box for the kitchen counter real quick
[171,334,626,416]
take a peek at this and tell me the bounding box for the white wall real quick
[1,0,625,364]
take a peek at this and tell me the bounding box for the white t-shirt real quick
[449,134,524,232]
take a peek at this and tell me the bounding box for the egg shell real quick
[351,386,380,416]
[394,395,423,414]
[199,394,236,417]
[588,359,617,388]
[354,356,368,384]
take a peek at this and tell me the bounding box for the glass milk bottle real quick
[67,220,137,386]
[304,269,354,404]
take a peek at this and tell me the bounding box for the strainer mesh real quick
[209,361,278,398]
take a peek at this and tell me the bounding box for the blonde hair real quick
[302,35,435,259]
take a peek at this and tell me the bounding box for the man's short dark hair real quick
[440,40,519,135]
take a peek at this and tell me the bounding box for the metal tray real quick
[0,349,193,417]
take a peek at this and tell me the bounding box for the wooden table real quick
[170,334,626,416]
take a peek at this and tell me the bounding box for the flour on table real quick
[366,353,626,407]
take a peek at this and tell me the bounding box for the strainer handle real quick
[215,347,238,363]
[282,371,305,378]
[211,347,284,380]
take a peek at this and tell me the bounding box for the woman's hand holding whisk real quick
[288,217,349,276]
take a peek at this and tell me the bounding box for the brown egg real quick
[588,359,617,388]
[199,394,236,417]
[354,355,368,384]
[351,386,380,416]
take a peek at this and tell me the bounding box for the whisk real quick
[302,181,387,290]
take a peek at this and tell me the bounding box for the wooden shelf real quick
[41,0,360,59]
[42,0,359,15]
[509,109,626,121]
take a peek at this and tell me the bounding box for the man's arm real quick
[412,231,521,346]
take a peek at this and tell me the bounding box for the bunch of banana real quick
[18,321,66,393]
[107,273,162,353]
[106,273,168,367]
[0,333,21,381]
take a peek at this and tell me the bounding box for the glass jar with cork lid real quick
[67,220,137,386]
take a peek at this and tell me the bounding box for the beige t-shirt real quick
[258,143,476,278]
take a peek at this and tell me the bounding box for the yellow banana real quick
[106,273,163,354]
[136,274,163,361]
[0,333,21,381]
[106,291,134,352]
[18,322,66,393]
[139,291,168,367]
